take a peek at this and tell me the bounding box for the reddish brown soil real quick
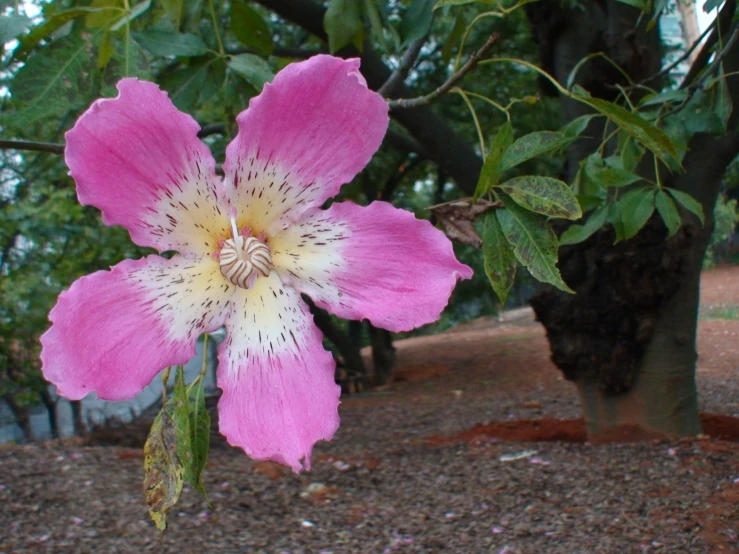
[425,413,739,446]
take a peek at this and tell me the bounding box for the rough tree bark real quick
[527,0,739,438]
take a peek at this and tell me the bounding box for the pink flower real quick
[40,55,472,472]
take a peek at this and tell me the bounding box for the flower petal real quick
[65,78,228,255]
[216,272,340,473]
[271,201,473,332]
[41,255,231,401]
[223,55,389,234]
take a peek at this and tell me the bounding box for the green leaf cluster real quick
[474,122,580,303]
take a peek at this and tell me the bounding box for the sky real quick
[696,1,718,33]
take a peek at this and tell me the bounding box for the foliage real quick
[704,195,739,268]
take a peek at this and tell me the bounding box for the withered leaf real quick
[428,198,502,248]
[144,407,185,531]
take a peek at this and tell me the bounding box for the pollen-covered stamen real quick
[219,216,273,289]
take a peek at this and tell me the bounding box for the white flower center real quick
[219,216,272,289]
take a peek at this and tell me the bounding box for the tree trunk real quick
[70,399,86,435]
[369,323,396,386]
[526,1,739,438]
[39,388,58,439]
[3,394,32,441]
[305,298,369,392]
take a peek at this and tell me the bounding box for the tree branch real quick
[197,123,227,137]
[377,38,426,97]
[640,19,714,85]
[682,0,737,87]
[254,0,482,195]
[0,128,430,173]
[387,33,501,110]
[0,140,63,154]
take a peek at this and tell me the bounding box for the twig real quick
[198,123,227,137]
[690,26,739,89]
[0,123,231,154]
[0,140,64,154]
[387,33,501,110]
[682,0,737,87]
[662,25,739,119]
[641,20,715,85]
[377,38,426,97]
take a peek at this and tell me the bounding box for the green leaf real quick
[0,14,32,43]
[619,134,645,172]
[666,188,705,224]
[572,85,679,166]
[614,0,649,10]
[171,367,209,496]
[96,31,115,68]
[84,0,123,29]
[559,205,609,246]
[655,190,681,237]
[500,131,573,171]
[638,89,688,107]
[12,7,104,61]
[228,53,274,90]
[560,114,596,139]
[144,407,185,531]
[441,8,466,63]
[617,187,656,239]
[497,199,574,293]
[132,30,208,57]
[161,0,184,28]
[659,116,689,163]
[110,0,151,31]
[607,202,626,243]
[675,88,725,135]
[172,367,192,483]
[482,211,517,304]
[474,121,513,198]
[401,0,434,45]
[716,69,732,129]
[186,378,210,496]
[158,61,211,112]
[324,0,364,53]
[499,176,582,220]
[584,154,642,188]
[576,194,604,212]
[362,0,387,50]
[230,0,274,56]
[4,35,97,130]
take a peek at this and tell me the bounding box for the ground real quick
[1,266,738,553]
